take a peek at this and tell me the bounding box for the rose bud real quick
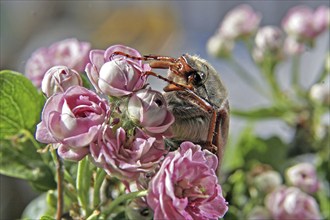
[254,170,282,193]
[127,89,175,137]
[41,66,82,97]
[206,34,234,58]
[286,163,321,194]
[25,38,90,87]
[219,4,261,39]
[252,26,284,63]
[85,45,150,97]
[36,86,109,160]
[146,141,228,219]
[255,26,284,52]
[265,186,322,220]
[309,83,330,105]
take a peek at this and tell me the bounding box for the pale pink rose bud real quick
[265,186,322,220]
[310,83,330,105]
[127,89,174,137]
[255,26,284,52]
[286,163,321,194]
[85,45,150,97]
[220,4,261,39]
[254,170,282,193]
[282,6,314,40]
[41,66,82,97]
[90,126,167,181]
[147,141,228,220]
[36,86,109,161]
[25,38,90,87]
[283,36,305,56]
[206,34,234,58]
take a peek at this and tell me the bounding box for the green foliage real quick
[0,70,55,191]
[223,126,287,172]
[0,70,44,139]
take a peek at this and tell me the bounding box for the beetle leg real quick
[176,91,229,171]
[144,71,193,91]
[213,99,229,170]
[111,51,177,63]
[149,60,173,69]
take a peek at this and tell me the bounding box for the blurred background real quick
[0,1,329,219]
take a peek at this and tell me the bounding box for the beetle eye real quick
[189,71,206,86]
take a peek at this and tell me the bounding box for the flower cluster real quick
[207,4,329,61]
[206,4,329,220]
[207,4,261,58]
[247,163,322,220]
[36,44,173,174]
[32,42,228,219]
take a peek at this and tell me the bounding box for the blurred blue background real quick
[1,1,329,219]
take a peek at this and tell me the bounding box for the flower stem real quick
[291,56,299,87]
[93,168,107,208]
[260,61,282,102]
[50,150,64,220]
[101,190,148,218]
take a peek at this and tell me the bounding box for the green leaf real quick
[0,70,55,191]
[40,216,55,220]
[244,135,287,172]
[0,138,56,191]
[0,70,45,139]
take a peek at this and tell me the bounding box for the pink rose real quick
[85,45,150,97]
[219,4,261,39]
[147,141,228,220]
[282,5,330,41]
[265,186,322,220]
[127,89,175,137]
[286,163,320,194]
[90,126,167,181]
[25,38,90,87]
[41,66,83,97]
[36,86,109,160]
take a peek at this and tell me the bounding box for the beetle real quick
[112,52,229,170]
